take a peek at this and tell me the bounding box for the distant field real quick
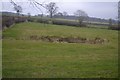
[3,22,118,78]
[31,16,110,29]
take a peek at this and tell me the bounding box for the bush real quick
[36,18,49,24]
[27,18,36,22]
[52,19,78,26]
[14,17,27,23]
[2,15,28,29]
[2,15,15,28]
[52,19,87,27]
[108,25,120,30]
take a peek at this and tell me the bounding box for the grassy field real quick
[2,22,118,78]
[0,40,1,79]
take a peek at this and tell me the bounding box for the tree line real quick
[2,0,119,30]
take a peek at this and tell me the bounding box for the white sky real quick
[1,0,119,2]
[0,0,119,19]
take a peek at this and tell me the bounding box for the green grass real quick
[3,22,118,78]
[0,40,1,79]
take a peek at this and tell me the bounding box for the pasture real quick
[2,22,118,78]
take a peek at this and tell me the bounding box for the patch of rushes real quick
[28,35,109,44]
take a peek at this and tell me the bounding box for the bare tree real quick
[46,2,58,18]
[14,5,22,16]
[10,0,22,16]
[74,10,88,26]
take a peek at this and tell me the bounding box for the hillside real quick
[2,22,118,78]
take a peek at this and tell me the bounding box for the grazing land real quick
[2,22,118,78]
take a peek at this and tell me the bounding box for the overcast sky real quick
[1,0,119,19]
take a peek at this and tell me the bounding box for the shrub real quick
[52,19,78,26]
[2,15,15,28]
[14,17,27,23]
[109,25,120,30]
[2,15,28,29]
[52,19,87,27]
[36,18,49,24]
[27,18,36,22]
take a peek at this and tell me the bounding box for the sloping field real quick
[2,22,118,78]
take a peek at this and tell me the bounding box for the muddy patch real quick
[29,35,109,44]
